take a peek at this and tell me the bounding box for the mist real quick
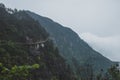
[81,33,120,61]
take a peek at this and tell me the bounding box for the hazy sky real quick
[1,0,120,61]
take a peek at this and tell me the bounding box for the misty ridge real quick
[0,1,120,80]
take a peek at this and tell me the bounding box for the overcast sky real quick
[1,0,120,61]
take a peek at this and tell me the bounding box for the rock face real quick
[27,11,113,77]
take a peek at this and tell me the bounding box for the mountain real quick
[27,11,113,78]
[0,4,76,80]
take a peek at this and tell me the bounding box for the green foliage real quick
[0,63,40,80]
[32,64,40,69]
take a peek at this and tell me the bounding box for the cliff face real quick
[27,11,113,76]
[0,5,76,80]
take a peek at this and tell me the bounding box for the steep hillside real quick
[27,11,113,78]
[0,4,76,80]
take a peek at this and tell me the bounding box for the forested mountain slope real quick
[27,11,113,78]
[0,4,76,80]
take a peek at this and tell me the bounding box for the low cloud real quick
[80,32,120,61]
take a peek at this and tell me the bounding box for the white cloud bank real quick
[80,33,120,61]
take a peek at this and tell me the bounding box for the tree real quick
[108,64,120,80]
[0,63,40,80]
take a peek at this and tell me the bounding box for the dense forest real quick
[0,3,76,80]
